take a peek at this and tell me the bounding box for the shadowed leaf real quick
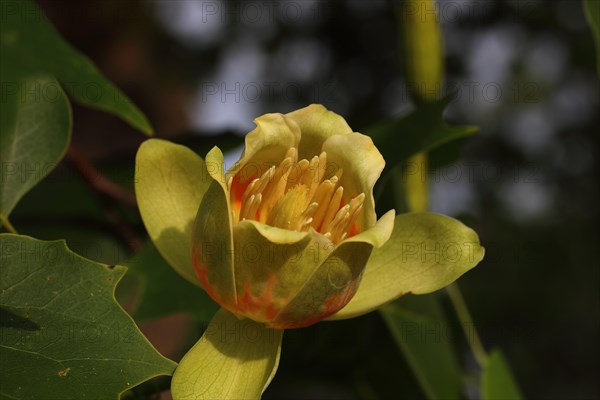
[367,96,478,173]
[584,0,600,76]
[380,295,462,400]
[0,0,152,134]
[0,75,71,223]
[482,349,524,400]
[0,234,176,399]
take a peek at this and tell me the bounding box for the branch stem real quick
[446,283,488,367]
[66,146,142,252]
[0,215,18,234]
[66,147,137,207]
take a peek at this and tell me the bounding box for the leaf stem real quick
[0,215,18,234]
[446,283,488,367]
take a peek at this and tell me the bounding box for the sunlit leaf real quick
[329,212,484,320]
[0,0,152,134]
[135,139,210,286]
[380,295,462,400]
[171,308,283,400]
[482,349,524,400]
[0,75,71,224]
[0,234,176,399]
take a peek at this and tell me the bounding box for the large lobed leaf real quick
[0,0,152,134]
[0,75,71,223]
[0,234,176,399]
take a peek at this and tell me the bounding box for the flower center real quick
[230,147,365,243]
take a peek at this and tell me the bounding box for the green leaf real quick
[135,139,211,286]
[126,242,219,323]
[367,96,478,171]
[0,234,176,399]
[0,0,151,134]
[482,349,524,400]
[16,222,129,266]
[329,212,484,320]
[380,295,462,400]
[171,308,283,400]
[0,75,71,223]
[584,0,600,76]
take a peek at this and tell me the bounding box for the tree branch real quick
[66,147,137,207]
[66,146,143,252]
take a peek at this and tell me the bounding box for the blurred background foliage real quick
[7,0,599,398]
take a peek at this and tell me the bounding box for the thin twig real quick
[0,215,19,234]
[66,145,143,253]
[446,283,489,367]
[66,147,137,207]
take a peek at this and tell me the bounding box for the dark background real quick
[13,0,600,399]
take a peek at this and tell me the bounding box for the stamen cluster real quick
[230,147,365,243]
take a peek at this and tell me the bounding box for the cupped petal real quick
[327,212,485,320]
[237,218,310,245]
[285,104,353,160]
[273,210,395,327]
[230,113,301,180]
[171,308,283,400]
[231,210,394,328]
[342,209,395,248]
[321,132,385,229]
[135,139,209,286]
[191,147,237,312]
[231,219,332,328]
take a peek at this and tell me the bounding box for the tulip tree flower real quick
[135,105,484,399]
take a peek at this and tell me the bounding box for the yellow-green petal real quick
[321,132,385,229]
[232,113,301,177]
[191,147,237,310]
[274,211,394,327]
[237,219,310,245]
[135,139,208,286]
[226,211,393,328]
[285,104,353,160]
[231,219,333,328]
[342,209,395,248]
[328,212,485,320]
[171,308,283,400]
